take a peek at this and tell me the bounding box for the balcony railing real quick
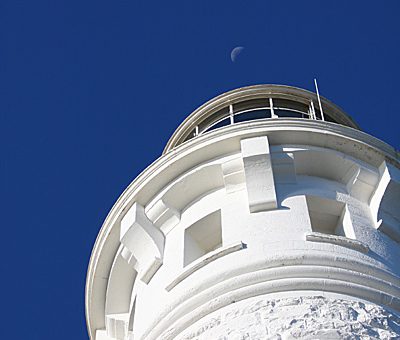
[188,97,330,140]
[163,85,360,153]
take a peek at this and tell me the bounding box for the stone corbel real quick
[240,136,277,212]
[370,161,400,242]
[145,198,181,234]
[221,157,245,193]
[120,203,165,283]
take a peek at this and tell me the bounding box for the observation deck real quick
[164,84,359,153]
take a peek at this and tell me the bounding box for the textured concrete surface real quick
[177,295,400,340]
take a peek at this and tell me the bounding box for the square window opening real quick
[184,210,222,266]
[306,196,353,238]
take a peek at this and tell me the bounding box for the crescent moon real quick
[231,46,244,62]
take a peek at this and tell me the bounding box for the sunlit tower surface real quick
[86,85,400,339]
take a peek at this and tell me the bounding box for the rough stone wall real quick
[176,296,400,340]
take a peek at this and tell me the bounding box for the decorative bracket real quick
[120,203,165,283]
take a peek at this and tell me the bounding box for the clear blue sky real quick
[2,1,399,339]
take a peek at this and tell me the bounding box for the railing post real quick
[269,98,276,118]
[229,104,234,125]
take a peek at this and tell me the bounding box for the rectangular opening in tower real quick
[306,196,349,236]
[184,210,222,266]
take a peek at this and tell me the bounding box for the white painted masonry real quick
[86,85,400,340]
[241,136,277,212]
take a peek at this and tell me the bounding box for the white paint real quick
[85,85,400,340]
[241,136,277,212]
[221,156,245,193]
[176,295,400,340]
[145,199,181,234]
[120,203,164,284]
[166,242,244,292]
[370,161,400,242]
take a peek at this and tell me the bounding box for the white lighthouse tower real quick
[86,85,400,339]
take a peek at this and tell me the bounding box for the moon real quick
[231,46,244,62]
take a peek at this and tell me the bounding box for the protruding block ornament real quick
[370,161,400,242]
[241,136,277,212]
[120,203,165,283]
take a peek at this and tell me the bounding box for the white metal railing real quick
[192,98,324,137]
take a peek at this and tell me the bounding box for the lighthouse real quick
[86,85,400,339]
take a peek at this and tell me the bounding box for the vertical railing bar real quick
[269,98,276,118]
[314,78,325,121]
[310,100,316,120]
[229,104,234,125]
